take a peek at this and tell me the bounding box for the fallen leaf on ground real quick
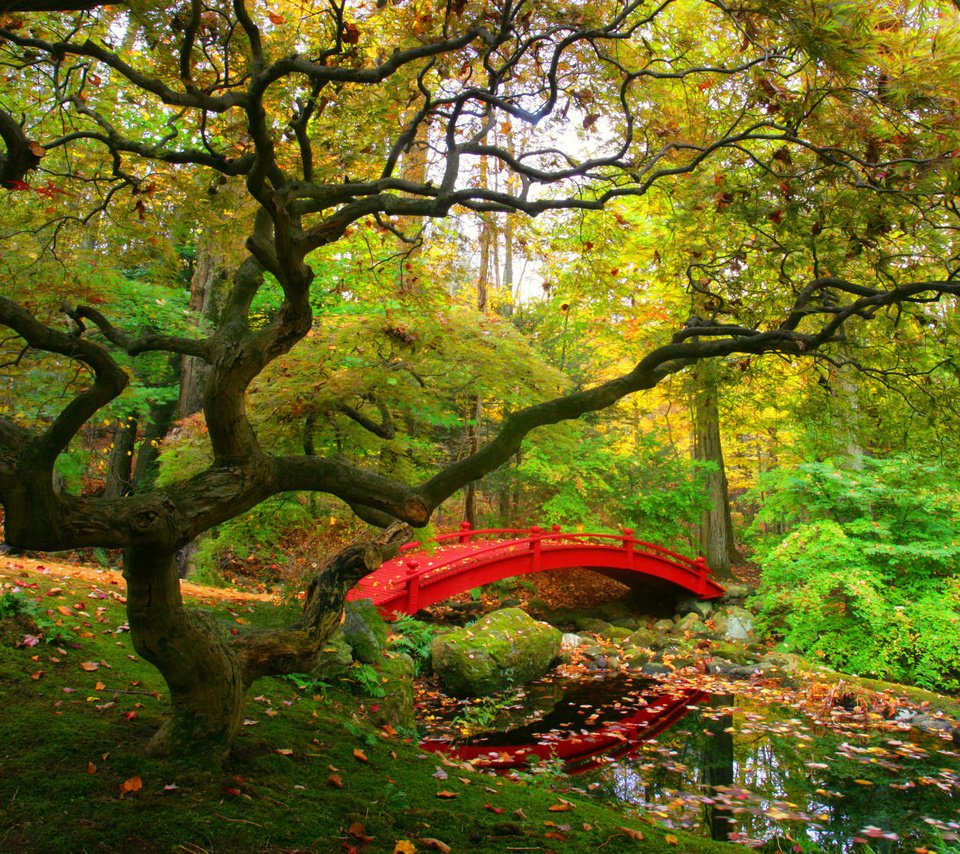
[119,775,142,796]
[353,748,368,762]
[79,661,99,671]
[419,839,451,853]
[620,827,645,841]
[328,774,343,788]
[435,790,458,799]
[393,841,416,854]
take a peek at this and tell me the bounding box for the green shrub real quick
[752,457,960,691]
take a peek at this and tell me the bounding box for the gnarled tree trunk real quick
[122,525,411,760]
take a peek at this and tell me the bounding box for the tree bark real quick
[692,360,737,579]
[122,525,411,761]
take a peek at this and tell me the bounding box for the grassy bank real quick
[0,558,729,854]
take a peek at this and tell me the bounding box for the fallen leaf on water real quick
[418,838,451,853]
[353,748,368,763]
[119,775,142,796]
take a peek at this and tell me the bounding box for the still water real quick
[418,672,960,850]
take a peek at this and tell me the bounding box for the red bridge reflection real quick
[419,677,707,775]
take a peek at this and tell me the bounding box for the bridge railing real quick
[391,522,714,609]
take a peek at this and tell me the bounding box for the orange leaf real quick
[56,605,73,616]
[79,661,99,671]
[435,790,458,799]
[545,831,568,841]
[328,774,344,789]
[484,803,503,814]
[353,748,368,762]
[275,748,294,756]
[30,670,43,680]
[620,827,645,841]
[119,775,142,795]
[665,834,679,845]
[393,842,416,854]
[267,11,284,24]
[548,801,574,812]
[86,762,96,775]
[94,681,106,691]
[419,839,451,853]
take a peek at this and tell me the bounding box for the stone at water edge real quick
[430,607,562,698]
[653,618,675,632]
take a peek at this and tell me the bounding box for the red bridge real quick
[348,523,724,618]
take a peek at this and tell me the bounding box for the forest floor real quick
[1,555,958,853]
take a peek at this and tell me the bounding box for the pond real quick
[417,671,960,851]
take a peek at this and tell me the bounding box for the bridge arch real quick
[348,524,724,618]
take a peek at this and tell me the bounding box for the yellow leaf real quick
[665,834,679,845]
[393,842,416,854]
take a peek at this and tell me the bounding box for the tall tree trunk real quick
[103,414,138,498]
[131,397,178,491]
[692,360,736,579]
[830,345,864,472]
[179,241,229,417]
[123,526,412,761]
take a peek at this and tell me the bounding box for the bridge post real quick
[621,528,635,565]
[693,556,709,596]
[405,559,421,613]
[458,521,473,544]
[529,525,542,572]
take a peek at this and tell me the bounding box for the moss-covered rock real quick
[431,607,562,698]
[342,598,388,664]
[367,652,415,729]
[309,628,354,679]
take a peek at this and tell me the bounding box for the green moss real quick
[430,608,561,698]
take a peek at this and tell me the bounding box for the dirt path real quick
[0,554,278,605]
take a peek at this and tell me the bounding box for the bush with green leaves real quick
[752,457,960,690]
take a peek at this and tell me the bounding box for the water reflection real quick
[418,672,960,849]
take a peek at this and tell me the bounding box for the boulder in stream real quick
[431,607,562,698]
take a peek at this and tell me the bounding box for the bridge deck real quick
[348,524,724,618]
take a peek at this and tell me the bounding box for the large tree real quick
[1,0,958,758]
